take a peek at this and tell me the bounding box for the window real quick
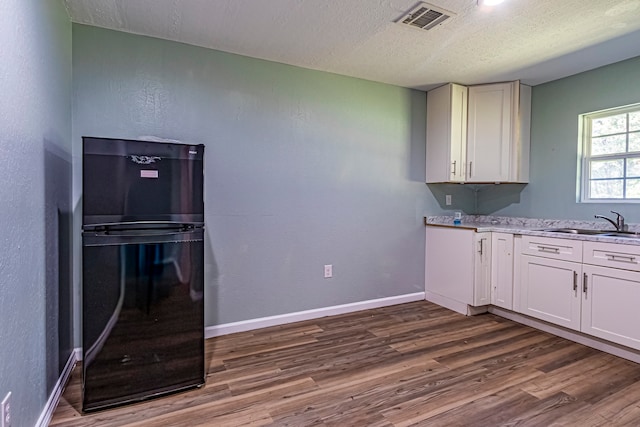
[580,103,640,202]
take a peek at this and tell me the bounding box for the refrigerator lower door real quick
[82,229,204,412]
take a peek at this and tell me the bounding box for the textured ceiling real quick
[63,0,640,89]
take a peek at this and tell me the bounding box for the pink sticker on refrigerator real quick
[140,170,159,178]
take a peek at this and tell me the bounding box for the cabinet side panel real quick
[426,84,452,183]
[425,227,474,304]
[451,84,467,181]
[517,84,531,182]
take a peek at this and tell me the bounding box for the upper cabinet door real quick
[426,83,467,183]
[426,81,530,184]
[467,82,514,182]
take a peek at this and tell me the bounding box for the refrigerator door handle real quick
[85,220,204,231]
[83,228,204,247]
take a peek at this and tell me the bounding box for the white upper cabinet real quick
[426,81,531,183]
[425,83,467,182]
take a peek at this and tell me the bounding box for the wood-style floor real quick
[50,301,640,426]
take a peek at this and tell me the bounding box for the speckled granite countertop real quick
[425,215,640,246]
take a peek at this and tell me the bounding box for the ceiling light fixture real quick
[478,0,506,5]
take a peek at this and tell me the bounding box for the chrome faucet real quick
[595,210,626,231]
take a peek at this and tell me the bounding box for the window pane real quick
[592,113,627,136]
[582,105,640,202]
[591,179,623,198]
[630,112,640,131]
[591,134,627,155]
[591,159,623,179]
[627,179,640,198]
[630,131,640,152]
[628,158,640,177]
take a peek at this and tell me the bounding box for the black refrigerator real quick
[81,136,205,412]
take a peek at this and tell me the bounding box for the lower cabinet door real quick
[473,233,492,306]
[520,255,581,331]
[582,264,640,351]
[491,232,514,309]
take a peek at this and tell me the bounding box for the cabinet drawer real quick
[583,241,640,272]
[521,235,582,262]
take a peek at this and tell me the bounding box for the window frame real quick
[579,102,640,203]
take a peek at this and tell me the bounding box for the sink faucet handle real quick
[611,211,626,230]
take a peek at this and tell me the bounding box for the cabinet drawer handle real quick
[537,246,560,254]
[573,271,578,292]
[452,160,457,175]
[606,254,636,263]
[583,273,588,295]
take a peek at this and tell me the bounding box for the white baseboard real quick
[489,306,640,364]
[35,347,81,427]
[205,292,426,338]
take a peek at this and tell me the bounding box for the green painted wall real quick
[0,1,72,425]
[480,55,640,221]
[71,24,444,332]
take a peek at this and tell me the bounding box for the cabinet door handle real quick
[606,254,636,263]
[573,271,578,292]
[583,273,588,295]
[452,160,457,175]
[478,238,484,256]
[537,246,560,254]
[469,161,473,177]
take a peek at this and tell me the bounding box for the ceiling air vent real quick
[397,2,455,31]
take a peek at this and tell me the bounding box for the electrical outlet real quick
[445,195,452,206]
[324,264,332,278]
[1,392,11,427]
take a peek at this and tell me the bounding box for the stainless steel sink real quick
[539,228,608,235]
[598,231,640,238]
[539,228,640,239]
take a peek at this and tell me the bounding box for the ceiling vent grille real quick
[397,2,455,31]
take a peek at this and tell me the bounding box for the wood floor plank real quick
[500,391,591,427]
[50,301,640,426]
[381,365,544,426]
[411,387,541,427]
[521,353,619,399]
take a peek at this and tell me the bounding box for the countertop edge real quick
[424,216,640,246]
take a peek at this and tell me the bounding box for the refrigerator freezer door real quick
[82,137,204,228]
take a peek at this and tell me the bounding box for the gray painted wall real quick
[481,55,640,221]
[72,24,442,334]
[0,1,72,426]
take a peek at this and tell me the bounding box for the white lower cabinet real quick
[425,227,491,314]
[516,237,640,351]
[518,235,583,330]
[520,255,582,331]
[425,226,475,307]
[491,232,514,309]
[581,241,640,350]
[581,264,640,349]
[474,233,492,306]
[426,227,640,352]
